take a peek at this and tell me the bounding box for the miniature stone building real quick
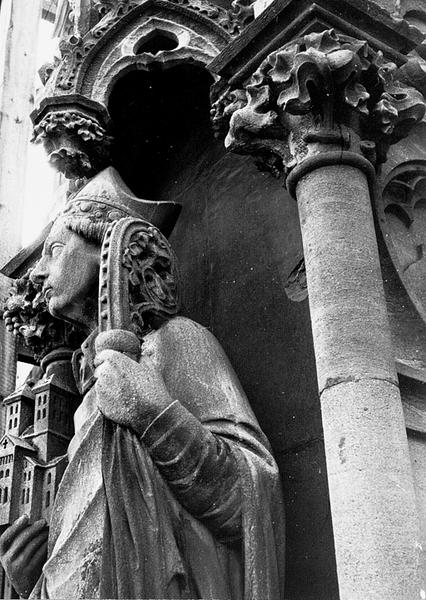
[0,354,77,598]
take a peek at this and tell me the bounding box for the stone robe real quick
[31,317,285,599]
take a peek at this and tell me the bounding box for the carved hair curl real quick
[62,216,111,247]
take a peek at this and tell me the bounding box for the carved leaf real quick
[2,270,84,362]
[214,28,426,171]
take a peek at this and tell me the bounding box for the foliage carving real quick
[2,272,85,363]
[214,29,426,176]
[32,110,112,179]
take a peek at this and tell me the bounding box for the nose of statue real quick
[30,258,48,285]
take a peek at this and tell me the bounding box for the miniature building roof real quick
[3,383,35,405]
[45,455,67,468]
[0,434,36,453]
[22,425,34,437]
[32,373,77,396]
[23,455,43,468]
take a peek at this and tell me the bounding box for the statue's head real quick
[31,168,181,335]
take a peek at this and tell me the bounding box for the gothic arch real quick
[32,0,234,179]
[61,0,232,103]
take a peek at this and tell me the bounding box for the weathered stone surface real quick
[295,160,421,598]
[322,379,419,600]
[31,0,241,179]
[212,13,426,600]
[297,165,397,392]
[158,131,339,598]
[217,29,426,175]
[0,167,285,599]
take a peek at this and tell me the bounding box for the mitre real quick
[62,166,181,238]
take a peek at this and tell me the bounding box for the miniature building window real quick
[4,488,8,503]
[13,418,17,428]
[15,405,18,414]
[0,472,3,479]
[46,491,50,507]
[26,489,29,503]
[37,410,41,420]
[23,472,26,481]
[21,489,25,504]
[8,420,12,429]
[42,408,46,418]
[43,394,47,404]
[47,473,51,484]
[6,470,10,478]
[28,471,31,481]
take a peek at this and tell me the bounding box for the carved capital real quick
[214,29,426,178]
[32,108,112,179]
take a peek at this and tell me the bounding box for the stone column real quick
[290,156,419,599]
[219,29,426,600]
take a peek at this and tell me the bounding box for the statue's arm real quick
[138,316,274,540]
[141,399,243,540]
[95,317,274,541]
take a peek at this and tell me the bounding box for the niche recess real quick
[108,65,214,199]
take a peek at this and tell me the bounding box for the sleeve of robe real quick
[100,317,285,600]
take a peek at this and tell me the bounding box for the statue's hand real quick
[0,515,48,598]
[94,346,173,435]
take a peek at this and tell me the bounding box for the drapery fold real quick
[100,418,285,600]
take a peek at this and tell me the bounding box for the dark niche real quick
[108,65,214,199]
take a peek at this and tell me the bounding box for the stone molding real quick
[32,0,233,179]
[54,1,235,94]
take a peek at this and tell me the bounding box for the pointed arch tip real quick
[36,0,236,109]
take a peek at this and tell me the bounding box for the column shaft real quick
[296,162,420,599]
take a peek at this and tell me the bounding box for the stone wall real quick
[155,128,339,599]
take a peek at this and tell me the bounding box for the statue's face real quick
[31,219,100,331]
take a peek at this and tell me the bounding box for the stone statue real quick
[0,167,285,599]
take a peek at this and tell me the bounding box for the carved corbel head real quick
[31,105,113,179]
